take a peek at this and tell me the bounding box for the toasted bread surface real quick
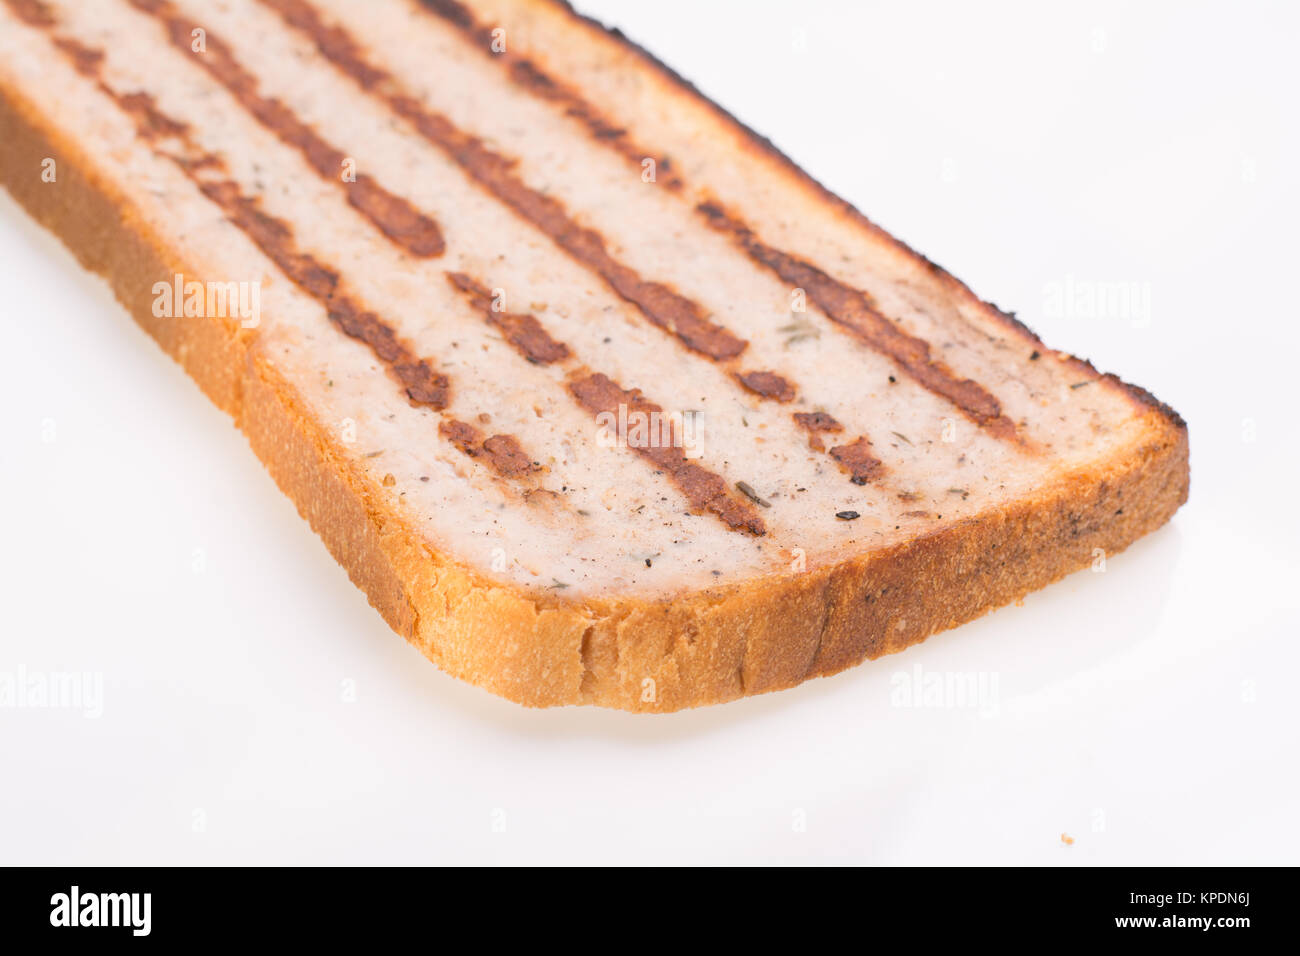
[0,0,1187,710]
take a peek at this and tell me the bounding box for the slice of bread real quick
[0,0,1188,711]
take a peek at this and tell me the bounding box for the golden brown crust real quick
[0,20,1188,712]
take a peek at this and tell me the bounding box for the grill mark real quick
[405,0,1018,443]
[438,418,479,454]
[697,201,1018,439]
[416,0,685,191]
[257,0,746,363]
[185,189,465,423]
[124,0,445,258]
[117,89,190,139]
[7,0,51,25]
[445,272,569,365]
[444,269,767,535]
[187,179,451,412]
[793,410,843,452]
[191,189,454,411]
[568,372,766,535]
[736,369,795,402]
[829,437,885,486]
[482,434,536,477]
[10,3,565,484]
[439,419,540,478]
[52,35,103,74]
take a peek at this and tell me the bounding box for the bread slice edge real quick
[0,54,1188,713]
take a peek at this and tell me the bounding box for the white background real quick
[1,0,1296,865]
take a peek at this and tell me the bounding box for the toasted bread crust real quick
[0,12,1188,712]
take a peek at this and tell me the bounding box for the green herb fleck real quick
[736,481,771,508]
